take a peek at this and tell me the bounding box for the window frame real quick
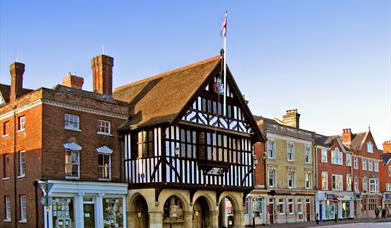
[354,176,359,192]
[65,149,80,179]
[321,148,328,163]
[287,199,294,214]
[374,161,379,172]
[305,171,312,189]
[362,158,367,170]
[268,167,277,188]
[64,113,80,131]
[287,170,296,189]
[98,153,111,180]
[278,199,285,215]
[346,174,352,191]
[369,178,378,193]
[353,156,358,169]
[2,121,9,137]
[331,147,343,165]
[304,145,312,164]
[363,177,368,192]
[321,172,328,190]
[19,195,27,223]
[367,142,373,153]
[97,119,112,135]
[346,153,352,166]
[4,195,11,222]
[267,138,276,159]
[297,199,303,214]
[18,116,26,131]
[18,151,26,178]
[287,142,295,161]
[332,174,343,191]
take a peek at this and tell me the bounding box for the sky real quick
[1,0,390,149]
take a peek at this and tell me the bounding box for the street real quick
[315,222,391,228]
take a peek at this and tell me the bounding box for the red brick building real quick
[0,55,129,228]
[339,129,382,218]
[314,134,355,220]
[381,141,391,214]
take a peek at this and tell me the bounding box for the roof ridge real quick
[114,55,221,92]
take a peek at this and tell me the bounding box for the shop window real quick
[255,198,263,215]
[103,198,123,227]
[52,197,74,227]
[368,198,377,211]
[297,199,303,214]
[278,199,285,214]
[324,201,335,220]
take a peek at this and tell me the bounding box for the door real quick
[306,201,311,221]
[83,198,95,228]
[268,199,274,224]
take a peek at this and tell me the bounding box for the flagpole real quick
[223,11,227,116]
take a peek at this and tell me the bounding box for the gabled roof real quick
[0,83,33,106]
[347,132,368,150]
[315,134,349,152]
[382,151,391,164]
[113,56,221,129]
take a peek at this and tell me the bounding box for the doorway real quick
[83,197,95,228]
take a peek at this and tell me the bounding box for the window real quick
[346,154,352,166]
[278,199,285,214]
[346,174,352,191]
[304,145,312,164]
[3,154,10,178]
[297,199,303,214]
[305,171,312,189]
[368,159,373,171]
[321,148,328,163]
[354,156,358,169]
[19,195,26,222]
[369,178,378,193]
[367,142,373,153]
[387,183,391,192]
[268,167,276,187]
[18,116,25,131]
[362,158,367,170]
[3,121,9,136]
[64,114,80,130]
[363,177,368,192]
[287,142,295,161]
[267,139,276,159]
[65,150,80,178]
[288,199,294,214]
[97,120,111,135]
[332,174,343,191]
[288,170,296,188]
[331,148,343,165]
[354,176,359,192]
[368,198,377,211]
[4,195,11,221]
[135,130,154,158]
[374,161,379,172]
[18,151,26,177]
[321,172,328,190]
[98,154,111,179]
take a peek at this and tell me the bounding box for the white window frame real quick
[18,116,26,131]
[288,170,296,189]
[369,178,378,193]
[287,142,295,161]
[305,171,312,189]
[354,176,359,192]
[331,148,343,165]
[304,145,312,164]
[268,167,277,188]
[346,174,352,191]
[363,177,368,192]
[98,153,111,180]
[278,199,285,214]
[267,138,276,159]
[321,172,328,190]
[374,161,379,172]
[332,174,343,191]
[97,119,112,135]
[354,156,358,169]
[387,183,391,192]
[297,199,303,214]
[367,142,373,153]
[346,153,352,167]
[19,195,27,222]
[64,113,80,131]
[287,199,294,214]
[368,159,373,171]
[362,158,367,170]
[4,195,11,221]
[18,151,26,178]
[321,148,328,163]
[65,149,80,179]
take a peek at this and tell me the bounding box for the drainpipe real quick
[33,180,39,228]
[12,107,18,228]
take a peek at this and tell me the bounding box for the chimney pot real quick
[91,54,113,95]
[62,74,84,90]
[9,62,25,102]
[282,108,301,128]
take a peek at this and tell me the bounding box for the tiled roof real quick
[382,151,391,164]
[0,83,33,106]
[113,56,221,129]
[349,132,367,150]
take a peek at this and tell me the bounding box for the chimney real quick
[282,109,300,128]
[384,141,391,153]
[62,73,84,90]
[341,128,353,144]
[9,62,25,102]
[91,54,113,95]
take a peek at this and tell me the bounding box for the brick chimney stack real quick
[62,73,84,90]
[282,109,300,128]
[341,128,353,145]
[384,141,391,153]
[9,62,25,102]
[91,54,113,95]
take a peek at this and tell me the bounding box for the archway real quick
[163,196,185,228]
[193,196,211,228]
[133,195,149,228]
[218,197,235,228]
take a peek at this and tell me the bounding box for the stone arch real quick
[157,189,191,212]
[127,191,150,212]
[217,191,244,228]
[192,190,217,211]
[127,191,150,228]
[217,191,242,211]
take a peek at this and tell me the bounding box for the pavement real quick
[245,217,391,228]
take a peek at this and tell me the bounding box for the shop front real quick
[316,191,354,221]
[42,180,128,228]
[382,193,391,212]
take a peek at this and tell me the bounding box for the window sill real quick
[64,127,81,132]
[97,132,113,137]
[17,175,25,179]
[2,177,10,181]
[19,220,27,223]
[65,176,80,180]
[3,219,11,222]
[98,178,112,181]
[17,129,25,133]
[2,134,9,138]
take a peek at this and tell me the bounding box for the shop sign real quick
[355,193,362,200]
[384,193,391,200]
[326,194,337,200]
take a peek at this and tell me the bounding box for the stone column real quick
[209,210,219,228]
[149,211,164,228]
[233,209,245,228]
[184,211,193,227]
[127,211,137,228]
[96,194,104,228]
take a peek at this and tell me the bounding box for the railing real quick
[266,123,312,140]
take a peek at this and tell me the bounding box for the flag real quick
[214,77,224,95]
[221,11,227,37]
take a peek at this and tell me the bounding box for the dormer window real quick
[367,142,373,153]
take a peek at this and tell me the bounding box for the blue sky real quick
[1,0,390,148]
